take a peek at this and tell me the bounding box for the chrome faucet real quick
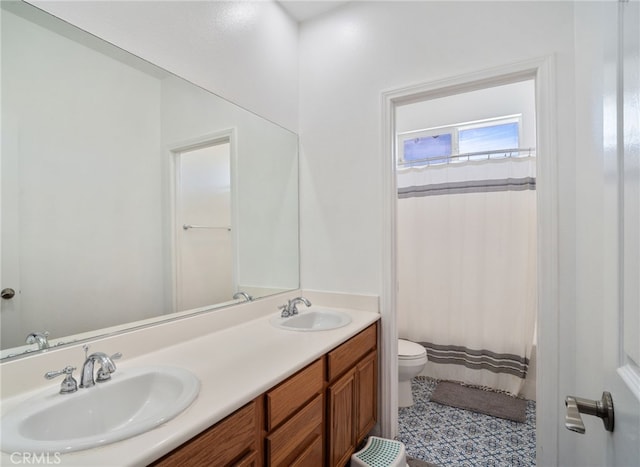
[80,350,122,388]
[26,331,50,350]
[233,291,253,302]
[279,297,312,318]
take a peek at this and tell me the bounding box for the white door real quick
[562,1,640,465]
[175,142,234,312]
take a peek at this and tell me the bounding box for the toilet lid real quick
[398,339,427,359]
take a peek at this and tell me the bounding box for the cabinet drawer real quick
[152,400,257,467]
[266,394,323,466]
[266,358,324,431]
[235,451,258,467]
[290,432,323,467]
[327,323,377,381]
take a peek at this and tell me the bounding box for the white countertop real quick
[0,306,380,466]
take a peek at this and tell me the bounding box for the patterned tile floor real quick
[397,377,536,467]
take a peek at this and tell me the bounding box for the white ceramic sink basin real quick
[1,366,199,454]
[270,307,352,331]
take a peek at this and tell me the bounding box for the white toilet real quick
[398,339,428,407]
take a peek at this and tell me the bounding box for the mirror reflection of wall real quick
[0,3,299,355]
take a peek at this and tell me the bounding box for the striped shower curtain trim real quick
[419,342,530,379]
[398,177,536,198]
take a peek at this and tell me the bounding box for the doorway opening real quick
[171,135,236,313]
[394,80,537,465]
[380,57,559,466]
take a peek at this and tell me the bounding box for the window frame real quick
[397,114,523,167]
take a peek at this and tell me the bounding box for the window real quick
[397,115,522,167]
[403,132,452,166]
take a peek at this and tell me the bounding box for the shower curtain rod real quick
[397,147,536,167]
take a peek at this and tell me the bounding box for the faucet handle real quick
[96,352,123,382]
[26,331,50,349]
[109,352,123,370]
[278,303,291,318]
[45,366,78,394]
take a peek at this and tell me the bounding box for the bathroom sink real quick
[1,366,200,454]
[270,308,352,331]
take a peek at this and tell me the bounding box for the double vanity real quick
[0,292,380,466]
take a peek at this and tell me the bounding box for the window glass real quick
[397,116,524,167]
[403,133,452,166]
[459,122,519,155]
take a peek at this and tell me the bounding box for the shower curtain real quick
[396,157,537,395]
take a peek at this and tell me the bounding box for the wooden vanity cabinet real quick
[326,324,378,467]
[148,321,378,467]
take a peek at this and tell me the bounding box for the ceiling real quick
[277,1,350,22]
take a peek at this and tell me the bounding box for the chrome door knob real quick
[565,391,614,433]
[1,288,16,299]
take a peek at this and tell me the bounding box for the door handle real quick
[1,288,16,299]
[565,391,614,433]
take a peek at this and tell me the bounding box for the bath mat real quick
[407,457,439,467]
[430,381,527,423]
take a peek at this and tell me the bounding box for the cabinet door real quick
[355,351,377,444]
[327,369,355,467]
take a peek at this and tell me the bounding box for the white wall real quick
[298,1,575,297]
[28,0,299,132]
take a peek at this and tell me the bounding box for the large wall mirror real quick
[0,2,299,359]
